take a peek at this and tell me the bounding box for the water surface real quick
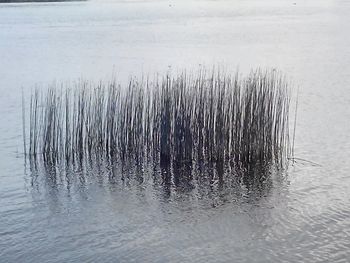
[1,0,350,262]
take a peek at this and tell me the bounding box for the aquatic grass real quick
[26,69,293,168]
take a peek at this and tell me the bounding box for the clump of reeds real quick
[25,69,292,168]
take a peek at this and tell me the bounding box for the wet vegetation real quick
[25,69,292,170]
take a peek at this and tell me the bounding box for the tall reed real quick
[26,69,292,168]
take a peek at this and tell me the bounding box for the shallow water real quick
[1,0,350,262]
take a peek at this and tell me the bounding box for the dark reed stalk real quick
[26,69,293,169]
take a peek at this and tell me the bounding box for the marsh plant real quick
[25,69,293,169]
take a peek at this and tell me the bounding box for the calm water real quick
[1,0,350,262]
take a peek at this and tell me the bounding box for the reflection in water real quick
[18,157,350,262]
[28,156,283,209]
[23,157,298,262]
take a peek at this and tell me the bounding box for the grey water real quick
[1,0,350,262]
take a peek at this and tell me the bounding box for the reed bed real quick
[26,69,292,168]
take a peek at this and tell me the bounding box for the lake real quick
[1,0,350,262]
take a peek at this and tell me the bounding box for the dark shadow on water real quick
[27,156,287,209]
